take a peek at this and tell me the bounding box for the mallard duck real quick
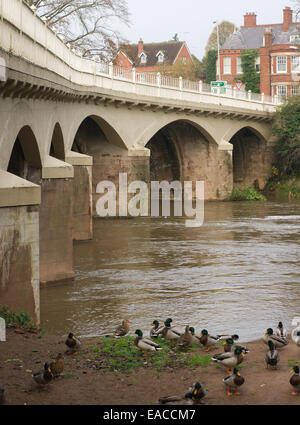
[150,320,164,338]
[223,368,245,396]
[217,334,239,342]
[114,320,130,337]
[290,366,300,395]
[161,319,182,345]
[265,340,280,369]
[50,353,64,377]
[291,325,300,347]
[32,362,53,388]
[135,329,162,354]
[0,388,5,405]
[223,338,234,353]
[65,332,81,354]
[159,382,205,405]
[189,327,202,344]
[177,325,193,348]
[262,328,288,349]
[211,346,245,373]
[275,322,287,339]
[199,329,220,352]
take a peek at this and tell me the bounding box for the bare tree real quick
[205,21,237,55]
[26,0,130,61]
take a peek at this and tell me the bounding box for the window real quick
[290,35,300,43]
[181,56,187,65]
[236,56,242,74]
[119,60,123,67]
[140,52,147,64]
[276,56,287,73]
[223,56,231,74]
[255,56,260,72]
[277,85,287,96]
[291,56,300,72]
[157,53,164,63]
[292,85,300,95]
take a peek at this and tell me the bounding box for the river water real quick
[40,201,300,342]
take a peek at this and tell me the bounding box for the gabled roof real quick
[118,41,187,67]
[221,23,300,50]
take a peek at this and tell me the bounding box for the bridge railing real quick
[0,0,281,110]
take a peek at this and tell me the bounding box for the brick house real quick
[219,7,300,97]
[114,38,193,73]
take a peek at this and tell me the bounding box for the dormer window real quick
[156,51,165,63]
[290,35,300,43]
[140,52,147,64]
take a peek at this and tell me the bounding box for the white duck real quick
[291,317,300,347]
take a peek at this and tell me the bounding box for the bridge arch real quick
[7,125,42,181]
[49,122,65,160]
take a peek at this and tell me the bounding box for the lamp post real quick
[213,21,221,81]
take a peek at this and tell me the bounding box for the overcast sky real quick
[119,0,297,59]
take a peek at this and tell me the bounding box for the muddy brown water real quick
[40,201,300,342]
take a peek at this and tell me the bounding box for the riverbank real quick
[1,328,300,405]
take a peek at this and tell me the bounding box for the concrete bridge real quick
[0,0,280,325]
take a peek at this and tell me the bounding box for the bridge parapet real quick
[0,0,280,113]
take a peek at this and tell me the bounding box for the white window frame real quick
[223,56,231,75]
[291,56,300,72]
[277,85,287,96]
[291,85,300,95]
[157,53,164,63]
[140,52,147,64]
[236,56,242,74]
[255,56,260,73]
[290,35,300,43]
[276,56,287,73]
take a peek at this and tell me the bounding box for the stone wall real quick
[73,165,93,240]
[0,205,40,325]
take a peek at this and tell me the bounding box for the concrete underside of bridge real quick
[0,49,277,326]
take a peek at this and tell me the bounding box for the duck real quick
[217,334,239,342]
[262,328,288,349]
[50,353,64,378]
[65,332,81,354]
[189,327,202,344]
[0,388,4,405]
[199,329,220,352]
[161,318,182,345]
[134,329,162,355]
[275,322,287,339]
[32,362,53,388]
[177,325,193,348]
[150,320,164,338]
[114,319,130,337]
[223,338,235,353]
[265,340,280,369]
[291,324,300,347]
[290,366,300,395]
[211,346,245,373]
[159,382,205,405]
[223,368,245,396]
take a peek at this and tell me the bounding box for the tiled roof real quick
[221,23,300,50]
[119,41,185,67]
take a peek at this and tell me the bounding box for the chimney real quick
[264,28,273,47]
[283,7,293,32]
[243,12,257,27]
[138,38,144,56]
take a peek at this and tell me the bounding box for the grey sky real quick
[119,0,296,59]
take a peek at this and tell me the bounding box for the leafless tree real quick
[26,0,130,61]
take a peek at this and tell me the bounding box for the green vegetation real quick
[92,336,211,373]
[205,50,217,84]
[229,187,266,201]
[0,304,36,330]
[237,50,260,93]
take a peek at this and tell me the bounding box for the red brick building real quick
[114,38,193,73]
[219,7,300,97]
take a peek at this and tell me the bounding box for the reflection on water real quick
[41,201,300,342]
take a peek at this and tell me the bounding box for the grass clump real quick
[229,187,266,201]
[0,304,36,330]
[93,335,213,374]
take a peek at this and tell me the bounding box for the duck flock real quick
[2,318,299,405]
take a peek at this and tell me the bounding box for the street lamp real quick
[213,21,221,81]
